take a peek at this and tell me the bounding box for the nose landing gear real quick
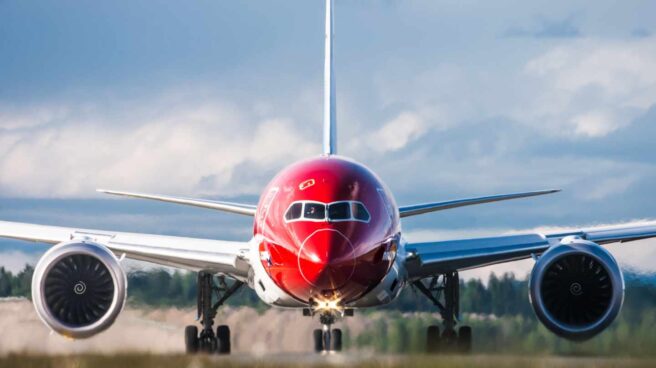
[312,312,343,353]
[185,272,243,354]
[415,271,472,353]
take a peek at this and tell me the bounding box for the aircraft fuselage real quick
[253,156,402,306]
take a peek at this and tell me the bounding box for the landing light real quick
[313,298,343,312]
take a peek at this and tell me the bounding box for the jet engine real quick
[31,241,127,339]
[529,236,624,341]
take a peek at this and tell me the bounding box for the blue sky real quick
[1,0,655,277]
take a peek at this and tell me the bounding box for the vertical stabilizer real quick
[323,0,336,155]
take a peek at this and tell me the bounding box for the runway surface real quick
[0,354,655,368]
[2,298,653,367]
[0,298,366,354]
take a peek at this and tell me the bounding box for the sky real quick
[1,0,655,278]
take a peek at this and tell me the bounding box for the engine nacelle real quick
[32,241,127,339]
[529,236,624,341]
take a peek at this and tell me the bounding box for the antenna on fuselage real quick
[323,0,336,155]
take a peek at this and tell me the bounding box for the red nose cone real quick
[298,229,356,290]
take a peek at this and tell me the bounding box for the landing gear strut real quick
[414,271,472,353]
[312,312,342,353]
[185,272,243,354]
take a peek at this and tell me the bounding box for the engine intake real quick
[529,236,624,341]
[32,241,127,339]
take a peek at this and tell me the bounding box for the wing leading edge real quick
[399,189,560,218]
[405,221,656,280]
[0,220,251,279]
[97,189,257,216]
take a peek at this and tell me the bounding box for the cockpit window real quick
[284,200,370,223]
[328,202,351,221]
[351,202,371,222]
[285,202,303,221]
[304,202,326,220]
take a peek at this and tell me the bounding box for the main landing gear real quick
[185,272,243,354]
[414,271,472,354]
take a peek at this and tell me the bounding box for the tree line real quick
[2,265,655,318]
[0,266,541,315]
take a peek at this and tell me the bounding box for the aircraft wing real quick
[0,220,251,279]
[97,189,257,216]
[405,221,656,280]
[399,189,560,218]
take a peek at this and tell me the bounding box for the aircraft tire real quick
[216,325,231,354]
[458,326,472,353]
[185,325,199,354]
[331,328,342,352]
[313,329,324,353]
[426,325,440,353]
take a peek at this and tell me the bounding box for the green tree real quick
[0,267,13,296]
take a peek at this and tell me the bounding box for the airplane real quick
[1,0,655,355]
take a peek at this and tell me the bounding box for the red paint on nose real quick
[298,229,356,290]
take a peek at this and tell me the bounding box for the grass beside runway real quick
[1,354,655,368]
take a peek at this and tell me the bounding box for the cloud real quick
[0,94,319,198]
[571,111,618,137]
[367,111,427,153]
[527,38,656,93]
[524,39,656,103]
[632,28,651,38]
[365,36,656,146]
[0,105,70,130]
[581,176,638,201]
[509,37,656,138]
[0,251,40,273]
[503,15,581,39]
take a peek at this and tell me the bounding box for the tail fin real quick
[323,0,336,155]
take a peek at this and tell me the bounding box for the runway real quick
[0,298,361,355]
[2,298,654,367]
[0,353,654,368]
